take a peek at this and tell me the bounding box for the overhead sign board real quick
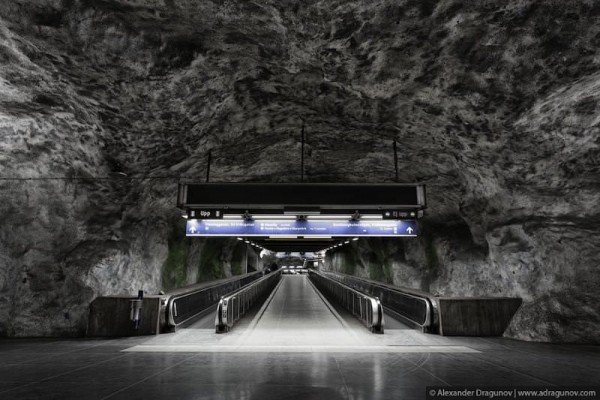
[186,219,418,237]
[187,209,223,219]
[177,183,426,211]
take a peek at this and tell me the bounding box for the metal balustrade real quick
[215,270,282,333]
[320,270,437,332]
[165,271,264,330]
[308,270,384,334]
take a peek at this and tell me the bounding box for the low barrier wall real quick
[437,297,523,336]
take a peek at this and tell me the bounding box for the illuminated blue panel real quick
[186,219,418,237]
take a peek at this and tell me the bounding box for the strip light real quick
[222,214,384,220]
[307,215,383,220]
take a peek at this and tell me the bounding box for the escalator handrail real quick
[308,270,384,334]
[320,270,436,329]
[215,270,282,333]
[165,270,264,328]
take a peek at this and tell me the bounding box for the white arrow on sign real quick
[189,226,197,234]
[406,227,414,234]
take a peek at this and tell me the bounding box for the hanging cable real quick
[301,121,305,183]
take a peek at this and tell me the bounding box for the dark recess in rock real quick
[33,8,64,28]
[574,97,597,115]
[33,93,63,107]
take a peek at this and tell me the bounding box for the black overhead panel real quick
[178,183,426,212]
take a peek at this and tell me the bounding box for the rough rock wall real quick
[0,0,599,340]
[162,234,261,291]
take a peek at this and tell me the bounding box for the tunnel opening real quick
[88,183,521,341]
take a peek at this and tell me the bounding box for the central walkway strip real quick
[237,275,365,347]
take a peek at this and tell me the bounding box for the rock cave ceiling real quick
[2,0,598,229]
[1,0,600,341]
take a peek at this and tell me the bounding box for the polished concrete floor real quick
[1,276,598,399]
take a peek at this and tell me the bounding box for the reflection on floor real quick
[1,336,598,400]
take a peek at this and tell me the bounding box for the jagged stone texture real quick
[0,0,598,341]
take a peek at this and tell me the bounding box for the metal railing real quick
[215,270,282,333]
[308,270,384,334]
[164,271,264,330]
[320,270,437,332]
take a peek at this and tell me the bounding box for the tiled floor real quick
[0,338,598,400]
[1,276,598,399]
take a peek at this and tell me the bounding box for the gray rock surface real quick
[0,0,598,341]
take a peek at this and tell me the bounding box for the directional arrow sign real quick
[406,227,414,234]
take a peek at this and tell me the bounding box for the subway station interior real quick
[1,1,599,399]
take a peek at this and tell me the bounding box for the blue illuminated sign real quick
[186,219,418,237]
